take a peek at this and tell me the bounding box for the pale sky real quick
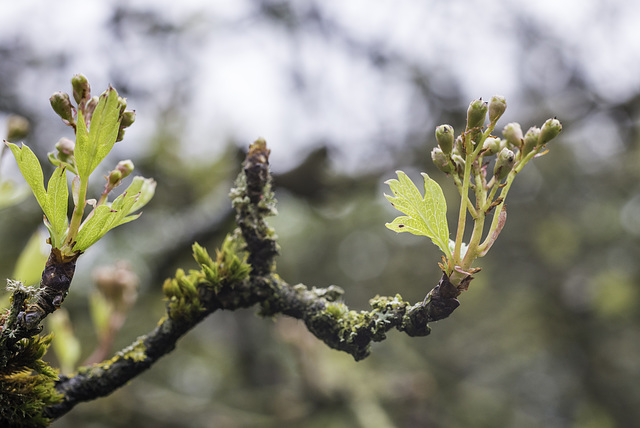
[1,0,639,171]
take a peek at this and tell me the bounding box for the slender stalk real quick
[453,148,473,262]
[63,177,88,251]
[477,149,537,252]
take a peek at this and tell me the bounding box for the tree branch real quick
[45,138,470,420]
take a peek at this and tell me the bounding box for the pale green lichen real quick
[116,340,146,363]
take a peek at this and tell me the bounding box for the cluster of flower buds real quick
[103,160,135,195]
[431,96,562,184]
[49,73,136,142]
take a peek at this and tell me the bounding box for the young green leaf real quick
[6,143,47,209]
[75,87,121,180]
[73,176,154,252]
[73,205,115,251]
[385,171,451,258]
[45,166,69,247]
[7,143,69,247]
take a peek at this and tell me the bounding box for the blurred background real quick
[1,0,640,427]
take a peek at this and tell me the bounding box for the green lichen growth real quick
[325,302,349,319]
[194,235,251,289]
[0,334,62,427]
[115,340,146,363]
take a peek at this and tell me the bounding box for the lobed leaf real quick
[73,176,153,252]
[6,143,46,210]
[385,170,451,258]
[75,88,121,180]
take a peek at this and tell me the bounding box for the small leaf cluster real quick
[194,236,251,288]
[163,238,251,321]
[5,74,155,258]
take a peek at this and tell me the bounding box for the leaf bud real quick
[493,148,515,181]
[482,137,502,156]
[502,122,523,148]
[431,147,455,174]
[435,124,454,155]
[521,126,540,157]
[538,117,562,146]
[466,98,488,131]
[488,95,507,124]
[6,115,29,142]
[71,74,91,105]
[49,91,74,123]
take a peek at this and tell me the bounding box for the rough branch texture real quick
[43,138,467,420]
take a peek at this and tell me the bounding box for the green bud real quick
[435,124,454,155]
[117,96,127,116]
[71,74,91,105]
[488,95,507,123]
[521,126,540,157]
[502,122,523,148]
[50,91,74,123]
[538,117,562,146]
[116,128,126,142]
[466,98,488,131]
[482,137,502,156]
[107,169,123,186]
[120,110,136,128]
[453,135,464,155]
[116,159,134,178]
[85,96,99,122]
[493,148,515,181]
[451,154,465,174]
[6,115,29,142]
[431,147,455,174]
[116,110,136,142]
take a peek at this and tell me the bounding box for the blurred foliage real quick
[0,1,639,427]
